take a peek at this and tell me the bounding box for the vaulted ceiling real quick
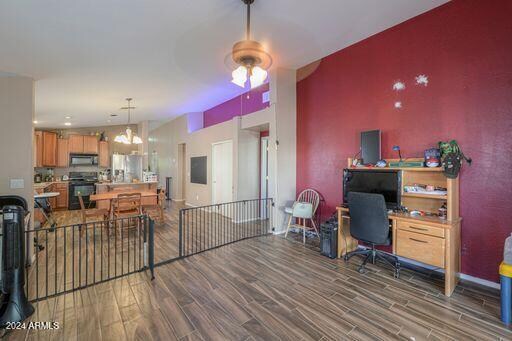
[0,0,448,128]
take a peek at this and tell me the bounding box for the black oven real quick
[68,172,98,210]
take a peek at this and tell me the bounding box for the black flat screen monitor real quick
[343,169,401,209]
[361,130,381,165]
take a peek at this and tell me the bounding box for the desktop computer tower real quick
[320,220,338,259]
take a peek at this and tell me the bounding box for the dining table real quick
[89,190,158,202]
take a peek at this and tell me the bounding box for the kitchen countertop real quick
[34,180,69,190]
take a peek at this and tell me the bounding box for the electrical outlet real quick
[10,179,24,189]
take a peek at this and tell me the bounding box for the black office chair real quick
[344,192,400,278]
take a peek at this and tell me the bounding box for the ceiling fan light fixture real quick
[230,0,271,88]
[231,65,248,87]
[249,66,267,89]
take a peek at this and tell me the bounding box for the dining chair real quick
[112,192,142,237]
[78,194,110,236]
[284,188,321,244]
[142,190,166,224]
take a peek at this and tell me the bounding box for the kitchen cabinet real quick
[34,131,43,167]
[54,183,69,209]
[42,131,57,167]
[57,138,69,167]
[83,135,99,154]
[68,135,84,153]
[68,134,98,154]
[99,141,109,167]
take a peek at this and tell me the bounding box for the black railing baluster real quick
[100,221,103,281]
[93,222,96,284]
[85,222,88,286]
[45,229,48,298]
[63,227,66,293]
[54,229,58,295]
[36,230,39,301]
[79,225,82,288]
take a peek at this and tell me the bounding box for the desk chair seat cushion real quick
[292,202,313,219]
[284,206,293,214]
[347,192,390,245]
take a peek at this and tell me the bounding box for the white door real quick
[212,140,233,205]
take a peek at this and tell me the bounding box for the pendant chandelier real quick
[231,0,272,89]
[114,98,143,145]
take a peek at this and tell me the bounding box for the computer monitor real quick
[343,169,401,209]
[361,130,381,165]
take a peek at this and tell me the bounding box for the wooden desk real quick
[337,206,461,296]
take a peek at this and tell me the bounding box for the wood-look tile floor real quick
[5,232,510,340]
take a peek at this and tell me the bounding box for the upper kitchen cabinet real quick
[68,134,98,154]
[42,131,58,167]
[34,131,43,167]
[57,138,69,167]
[99,141,109,167]
[83,135,99,154]
[68,134,84,153]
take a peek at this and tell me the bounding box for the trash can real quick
[320,218,338,259]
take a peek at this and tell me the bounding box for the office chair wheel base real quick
[358,267,366,274]
[343,255,349,262]
[394,264,401,279]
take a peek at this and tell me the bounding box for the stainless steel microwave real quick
[69,154,98,166]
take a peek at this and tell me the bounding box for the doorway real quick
[212,140,233,205]
[178,143,186,201]
[260,136,269,217]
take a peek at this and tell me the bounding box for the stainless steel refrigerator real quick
[112,154,143,183]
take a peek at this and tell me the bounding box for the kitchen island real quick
[95,181,158,209]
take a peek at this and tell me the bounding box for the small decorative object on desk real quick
[424,147,440,167]
[376,159,387,168]
[438,202,447,220]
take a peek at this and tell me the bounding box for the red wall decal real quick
[296,0,512,282]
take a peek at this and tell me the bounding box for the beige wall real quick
[149,114,235,207]
[0,74,34,217]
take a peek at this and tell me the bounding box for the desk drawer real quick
[397,221,445,238]
[396,230,445,268]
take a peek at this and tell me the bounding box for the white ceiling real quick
[0,0,448,128]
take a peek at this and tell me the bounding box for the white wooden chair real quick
[284,189,320,244]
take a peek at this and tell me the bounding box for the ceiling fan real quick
[230,0,272,89]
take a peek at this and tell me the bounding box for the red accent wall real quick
[203,83,270,128]
[296,0,512,283]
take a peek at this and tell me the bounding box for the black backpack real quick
[438,140,472,179]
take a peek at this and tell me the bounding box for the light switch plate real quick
[10,179,25,189]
